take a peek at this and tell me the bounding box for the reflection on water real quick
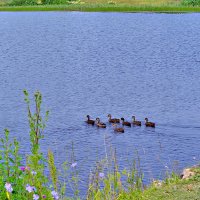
[0,12,200,195]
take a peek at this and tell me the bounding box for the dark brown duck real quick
[145,118,155,128]
[112,124,124,133]
[86,115,95,125]
[96,118,106,128]
[108,114,120,123]
[132,116,141,126]
[121,118,131,127]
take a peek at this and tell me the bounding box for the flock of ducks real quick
[86,114,155,133]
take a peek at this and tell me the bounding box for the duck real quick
[107,114,120,123]
[145,118,155,128]
[86,115,95,125]
[121,118,131,127]
[96,118,106,128]
[112,124,124,133]
[132,116,141,126]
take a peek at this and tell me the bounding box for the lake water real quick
[0,12,200,196]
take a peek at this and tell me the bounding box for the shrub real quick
[41,0,68,4]
[182,0,200,6]
[9,0,37,6]
[9,0,70,5]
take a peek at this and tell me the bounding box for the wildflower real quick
[5,183,13,193]
[193,156,196,160]
[20,166,30,171]
[165,165,169,169]
[51,191,59,200]
[99,172,105,178]
[31,171,37,175]
[32,186,36,192]
[33,194,39,200]
[20,166,26,171]
[71,162,77,168]
[26,184,34,193]
[42,195,47,198]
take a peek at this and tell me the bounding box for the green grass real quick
[1,3,200,12]
[142,168,200,200]
[143,179,200,200]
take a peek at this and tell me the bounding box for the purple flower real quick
[51,191,59,200]
[31,171,37,175]
[26,184,34,193]
[33,194,39,200]
[99,172,105,178]
[71,162,77,168]
[5,183,13,193]
[42,195,46,199]
[20,166,30,171]
[20,166,26,171]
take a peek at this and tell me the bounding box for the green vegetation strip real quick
[1,4,200,12]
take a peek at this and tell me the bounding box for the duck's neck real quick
[132,117,135,122]
[145,118,148,123]
[87,116,90,120]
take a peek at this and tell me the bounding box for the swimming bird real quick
[132,116,142,126]
[96,118,106,128]
[121,118,131,127]
[112,124,124,133]
[108,114,120,123]
[86,115,95,125]
[145,118,155,128]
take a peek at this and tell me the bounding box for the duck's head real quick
[86,115,90,118]
[108,114,111,118]
[96,117,100,122]
[145,118,148,122]
[121,117,125,121]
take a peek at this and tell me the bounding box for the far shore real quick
[0,4,200,13]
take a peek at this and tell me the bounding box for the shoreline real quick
[0,4,200,13]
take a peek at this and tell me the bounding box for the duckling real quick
[96,118,106,128]
[86,115,95,125]
[132,116,141,126]
[112,124,124,133]
[145,118,155,128]
[121,118,131,127]
[107,114,120,123]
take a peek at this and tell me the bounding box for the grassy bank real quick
[143,172,200,199]
[0,3,200,12]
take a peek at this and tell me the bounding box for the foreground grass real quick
[143,179,200,200]
[0,3,200,12]
[142,168,200,200]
